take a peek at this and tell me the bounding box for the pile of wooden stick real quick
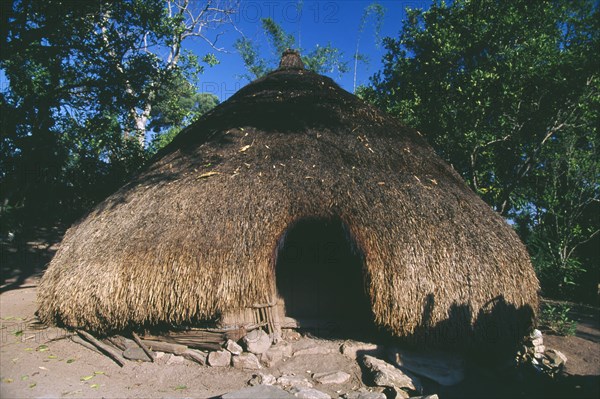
[71,324,264,367]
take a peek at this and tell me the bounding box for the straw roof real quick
[38,50,538,349]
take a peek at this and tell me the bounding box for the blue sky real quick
[0,1,434,110]
[188,0,432,102]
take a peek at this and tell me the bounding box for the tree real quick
[352,3,385,92]
[150,92,220,153]
[234,17,349,80]
[523,104,599,299]
[1,0,237,231]
[360,0,599,299]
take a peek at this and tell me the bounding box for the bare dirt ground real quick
[1,230,599,399]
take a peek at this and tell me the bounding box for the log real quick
[141,339,187,355]
[106,336,127,351]
[182,348,208,365]
[71,335,102,355]
[76,330,125,367]
[132,332,154,362]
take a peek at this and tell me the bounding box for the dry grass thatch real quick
[38,51,539,349]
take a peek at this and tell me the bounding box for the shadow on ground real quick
[0,226,64,293]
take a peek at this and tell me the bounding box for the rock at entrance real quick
[279,341,294,358]
[262,345,285,367]
[248,372,277,386]
[289,387,331,399]
[277,374,313,389]
[343,392,387,399]
[220,385,295,399]
[283,329,302,341]
[312,371,351,385]
[232,352,262,370]
[388,348,464,386]
[292,341,335,356]
[226,339,244,355]
[123,347,152,362]
[244,329,272,354]
[208,350,232,367]
[340,341,383,360]
[361,355,420,391]
[388,386,410,399]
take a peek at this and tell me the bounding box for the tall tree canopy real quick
[234,17,350,81]
[360,0,599,300]
[1,0,231,229]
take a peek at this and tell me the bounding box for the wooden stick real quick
[182,348,208,365]
[71,335,102,355]
[141,339,187,355]
[132,332,154,362]
[106,336,127,351]
[76,330,125,367]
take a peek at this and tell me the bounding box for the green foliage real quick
[353,3,386,92]
[234,37,270,80]
[1,0,232,232]
[362,0,599,301]
[540,304,578,336]
[234,18,349,80]
[150,93,220,153]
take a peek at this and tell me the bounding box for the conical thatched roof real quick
[38,50,538,349]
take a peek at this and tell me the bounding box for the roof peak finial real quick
[278,49,305,70]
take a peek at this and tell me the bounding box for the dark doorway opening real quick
[275,218,375,339]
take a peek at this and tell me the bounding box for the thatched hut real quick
[38,50,539,350]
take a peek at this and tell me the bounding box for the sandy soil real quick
[0,281,371,399]
[1,231,599,399]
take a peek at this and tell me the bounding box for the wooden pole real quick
[132,332,154,362]
[76,330,125,367]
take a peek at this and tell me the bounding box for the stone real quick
[226,339,244,355]
[293,346,334,356]
[388,348,464,386]
[388,387,410,399]
[122,347,152,362]
[534,345,546,353]
[249,372,277,386]
[182,348,207,365]
[277,374,313,389]
[166,354,185,365]
[262,345,285,367]
[279,341,294,358]
[208,350,232,367]
[292,342,335,356]
[362,355,420,391]
[531,337,544,347]
[340,341,383,360]
[283,329,302,340]
[546,349,567,367]
[408,395,439,399]
[343,391,387,399]
[232,352,262,370]
[154,351,166,359]
[244,329,272,355]
[530,329,543,340]
[312,371,351,385]
[289,387,331,399]
[220,385,295,399]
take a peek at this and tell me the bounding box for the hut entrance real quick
[275,218,374,338]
